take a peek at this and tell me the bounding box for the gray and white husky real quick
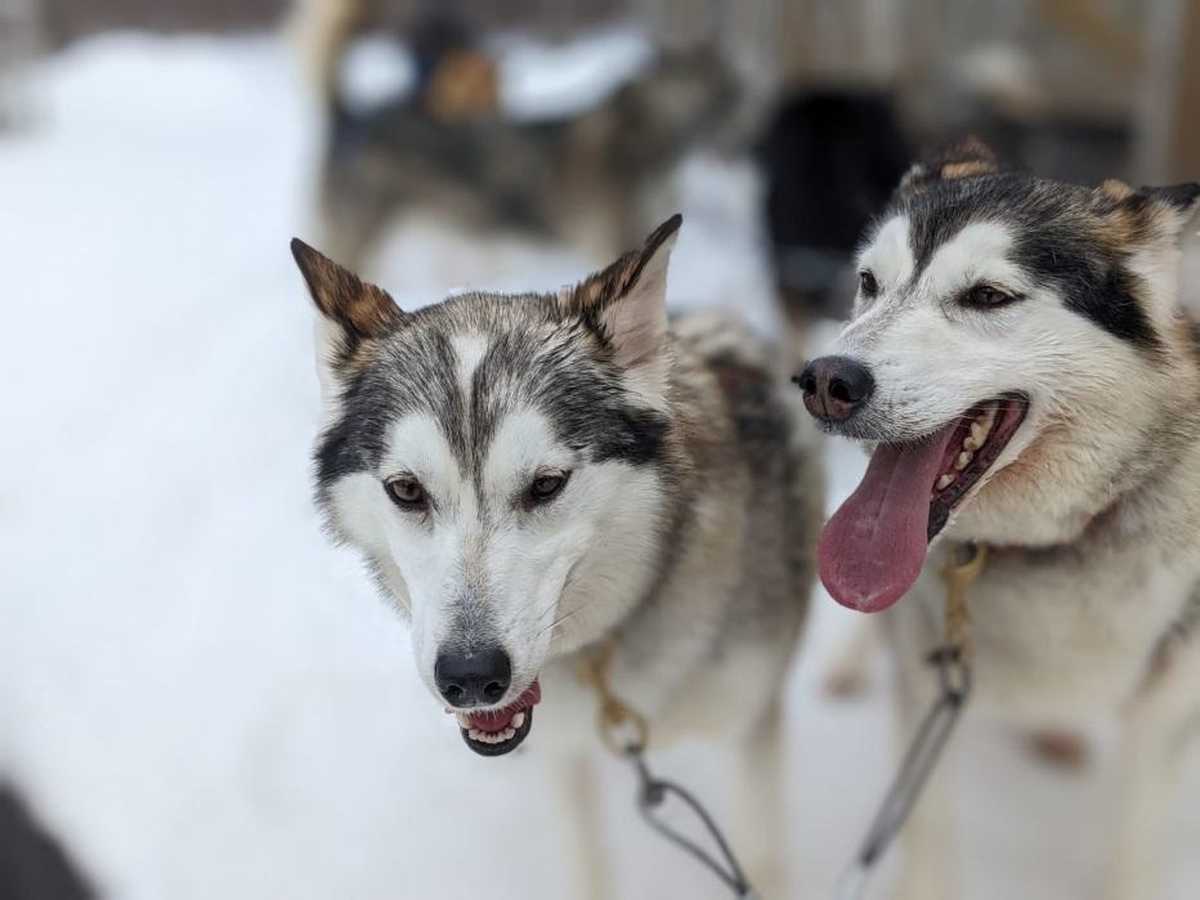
[800,139,1200,899]
[290,215,822,895]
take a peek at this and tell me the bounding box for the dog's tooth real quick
[969,421,987,445]
[501,728,515,741]
[468,728,483,741]
[457,712,472,729]
[512,712,526,729]
[955,451,973,470]
[936,473,955,490]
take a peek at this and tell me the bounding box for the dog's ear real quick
[564,214,681,377]
[1090,181,1200,325]
[291,239,407,400]
[290,238,407,344]
[1092,180,1200,246]
[897,137,1000,195]
[1135,183,1200,240]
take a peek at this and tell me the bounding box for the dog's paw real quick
[743,856,788,900]
[823,661,871,700]
[1027,729,1089,771]
[892,867,957,900]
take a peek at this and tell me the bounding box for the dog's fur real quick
[290,216,822,896]
[295,2,748,272]
[813,139,1200,898]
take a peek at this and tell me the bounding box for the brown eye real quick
[961,284,1019,309]
[386,476,429,510]
[526,472,569,507]
[859,270,879,297]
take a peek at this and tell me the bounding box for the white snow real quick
[1,32,1197,900]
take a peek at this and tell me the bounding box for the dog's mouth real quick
[818,394,1029,613]
[448,680,542,757]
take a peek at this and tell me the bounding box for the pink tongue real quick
[818,426,958,612]
[467,679,541,733]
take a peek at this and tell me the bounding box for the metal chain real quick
[835,543,988,900]
[627,745,757,898]
[579,642,757,899]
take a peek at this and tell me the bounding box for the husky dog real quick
[797,138,1200,899]
[297,3,748,272]
[290,215,821,896]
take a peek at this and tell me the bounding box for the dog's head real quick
[798,139,1200,612]
[291,216,682,755]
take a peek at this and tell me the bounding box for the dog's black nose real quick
[434,646,512,708]
[794,356,875,422]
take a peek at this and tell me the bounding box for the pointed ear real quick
[290,238,406,343]
[1137,183,1200,239]
[563,214,681,373]
[897,136,1000,195]
[1093,181,1200,247]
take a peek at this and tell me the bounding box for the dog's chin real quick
[447,680,542,758]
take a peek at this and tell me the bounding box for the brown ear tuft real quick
[1100,178,1135,201]
[290,238,406,339]
[568,214,682,316]
[898,137,1001,195]
[562,214,681,374]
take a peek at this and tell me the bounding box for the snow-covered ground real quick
[1,33,1197,900]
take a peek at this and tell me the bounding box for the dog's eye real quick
[386,476,429,510]
[525,471,569,507]
[859,270,879,298]
[961,284,1020,309]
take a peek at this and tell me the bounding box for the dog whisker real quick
[536,598,597,638]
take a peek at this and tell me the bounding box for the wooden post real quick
[1165,0,1200,179]
[1137,0,1200,183]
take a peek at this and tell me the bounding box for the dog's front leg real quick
[891,655,960,900]
[554,750,613,900]
[1106,642,1200,900]
[823,617,879,699]
[736,700,789,899]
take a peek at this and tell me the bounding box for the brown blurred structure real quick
[1139,0,1200,183]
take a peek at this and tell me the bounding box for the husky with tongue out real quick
[290,215,821,895]
[798,139,1200,899]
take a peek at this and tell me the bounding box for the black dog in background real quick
[759,91,910,322]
